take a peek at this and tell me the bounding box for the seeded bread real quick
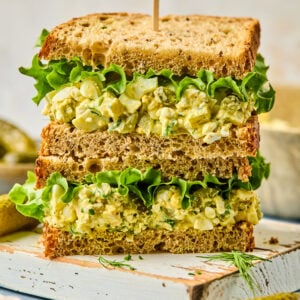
[39,13,260,79]
[43,221,254,258]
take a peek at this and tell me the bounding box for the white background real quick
[1,0,299,139]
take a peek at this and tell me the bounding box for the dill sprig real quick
[197,250,270,295]
[98,255,136,271]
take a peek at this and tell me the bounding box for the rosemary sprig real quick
[197,250,270,295]
[98,255,136,271]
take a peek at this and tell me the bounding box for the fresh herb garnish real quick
[98,256,136,270]
[188,270,202,276]
[197,250,270,295]
[123,254,132,261]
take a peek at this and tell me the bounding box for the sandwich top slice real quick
[10,13,274,258]
[39,13,260,79]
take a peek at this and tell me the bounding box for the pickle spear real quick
[0,119,37,162]
[0,194,39,236]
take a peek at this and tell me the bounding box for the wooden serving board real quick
[0,218,299,300]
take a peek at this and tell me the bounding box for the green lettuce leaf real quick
[222,151,270,196]
[20,50,274,113]
[35,28,49,47]
[19,55,53,105]
[210,76,245,100]
[19,56,126,105]
[8,171,44,222]
[254,53,269,76]
[102,64,127,94]
[145,68,178,89]
[8,151,269,220]
[176,76,206,99]
[238,152,270,191]
[241,54,275,113]
[8,171,80,221]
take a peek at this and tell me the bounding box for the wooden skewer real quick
[153,0,160,31]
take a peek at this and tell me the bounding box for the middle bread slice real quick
[36,115,259,187]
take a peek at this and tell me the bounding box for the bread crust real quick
[39,13,260,78]
[43,221,254,258]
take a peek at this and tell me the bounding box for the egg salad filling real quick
[42,76,254,143]
[9,162,269,238]
[45,182,262,237]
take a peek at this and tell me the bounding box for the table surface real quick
[0,217,300,300]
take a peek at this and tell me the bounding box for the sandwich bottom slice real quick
[9,168,262,258]
[43,221,254,258]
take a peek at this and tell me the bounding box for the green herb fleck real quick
[164,218,176,228]
[138,255,144,260]
[69,224,81,236]
[88,208,95,215]
[108,118,122,131]
[89,107,102,116]
[188,270,202,276]
[164,119,177,136]
[124,254,132,261]
[98,256,136,270]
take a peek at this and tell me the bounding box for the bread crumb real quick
[269,236,279,244]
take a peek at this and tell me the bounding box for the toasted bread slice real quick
[43,221,254,258]
[39,13,260,78]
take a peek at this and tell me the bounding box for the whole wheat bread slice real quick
[35,115,259,187]
[43,221,254,258]
[39,13,260,79]
[39,116,259,160]
[36,154,252,187]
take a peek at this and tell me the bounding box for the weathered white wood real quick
[0,218,299,300]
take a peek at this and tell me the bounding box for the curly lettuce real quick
[8,152,270,221]
[19,29,274,112]
[19,54,274,114]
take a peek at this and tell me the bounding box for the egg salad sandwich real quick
[9,13,274,258]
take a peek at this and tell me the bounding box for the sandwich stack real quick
[10,13,274,258]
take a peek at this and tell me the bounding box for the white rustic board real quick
[0,218,299,300]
